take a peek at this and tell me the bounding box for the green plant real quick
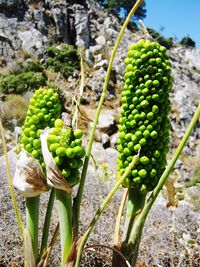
[0,71,46,94]
[180,36,196,48]
[1,1,200,266]
[23,59,44,73]
[19,88,61,261]
[118,39,172,191]
[47,120,85,187]
[46,44,80,78]
[147,27,173,49]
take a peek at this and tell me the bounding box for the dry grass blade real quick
[24,228,36,267]
[114,188,128,247]
[165,178,178,208]
[0,118,25,238]
[84,244,131,267]
[37,223,59,267]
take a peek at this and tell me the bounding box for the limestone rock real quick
[98,109,118,135]
[101,133,110,149]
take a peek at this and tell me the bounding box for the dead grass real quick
[0,95,28,126]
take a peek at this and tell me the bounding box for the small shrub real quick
[23,59,44,73]
[147,28,173,49]
[46,44,80,78]
[0,95,28,125]
[180,36,196,48]
[0,71,46,94]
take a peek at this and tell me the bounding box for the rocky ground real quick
[0,0,200,266]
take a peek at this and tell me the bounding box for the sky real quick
[143,0,200,48]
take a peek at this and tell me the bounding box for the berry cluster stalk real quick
[73,0,144,239]
[121,103,200,266]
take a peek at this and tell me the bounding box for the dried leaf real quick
[40,128,71,193]
[24,228,36,267]
[165,178,178,208]
[138,261,147,267]
[37,247,51,267]
[13,150,48,197]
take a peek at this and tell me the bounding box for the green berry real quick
[66,148,75,159]
[73,129,83,139]
[55,119,63,128]
[56,147,66,157]
[140,156,150,165]
[118,40,172,190]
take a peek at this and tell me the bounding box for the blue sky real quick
[143,0,200,48]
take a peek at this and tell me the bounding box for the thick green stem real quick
[26,196,40,261]
[121,103,200,266]
[73,0,144,239]
[40,189,55,258]
[74,155,139,267]
[56,190,72,267]
[123,189,147,243]
[120,189,146,267]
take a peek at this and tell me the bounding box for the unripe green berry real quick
[118,39,171,191]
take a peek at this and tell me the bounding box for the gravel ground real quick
[0,147,199,267]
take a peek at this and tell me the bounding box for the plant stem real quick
[56,190,72,266]
[73,0,144,239]
[120,189,146,266]
[26,196,40,261]
[121,103,200,266]
[113,189,128,247]
[74,154,139,267]
[72,48,85,129]
[112,189,128,267]
[0,119,24,238]
[123,189,147,244]
[40,189,55,258]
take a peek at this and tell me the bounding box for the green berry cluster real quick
[47,119,85,187]
[118,39,172,191]
[20,88,62,169]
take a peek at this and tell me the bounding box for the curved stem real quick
[40,189,55,258]
[26,196,40,261]
[73,0,144,239]
[74,154,139,267]
[122,103,200,266]
[56,190,72,267]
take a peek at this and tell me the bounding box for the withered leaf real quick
[40,128,71,193]
[165,178,178,208]
[13,150,48,197]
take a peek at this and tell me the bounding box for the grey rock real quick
[101,133,110,149]
[98,109,117,135]
[105,147,118,169]
[85,48,94,66]
[106,28,118,38]
[0,150,17,178]
[110,132,119,147]
[18,28,45,51]
[90,44,103,55]
[94,59,108,70]
[103,17,112,28]
[95,35,106,46]
[74,4,90,48]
